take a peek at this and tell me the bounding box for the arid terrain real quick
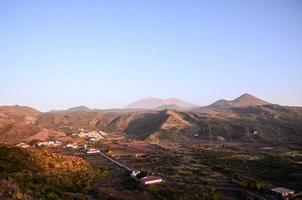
[1,94,302,199]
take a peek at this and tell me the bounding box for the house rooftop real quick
[271,187,294,194]
[141,176,163,185]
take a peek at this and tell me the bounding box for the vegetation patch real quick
[0,144,109,199]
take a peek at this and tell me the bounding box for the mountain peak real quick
[233,93,270,106]
[205,93,271,109]
[235,93,256,100]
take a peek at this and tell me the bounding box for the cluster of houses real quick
[37,140,62,147]
[16,140,79,149]
[75,129,108,141]
[65,143,78,149]
[15,141,63,148]
[14,129,111,150]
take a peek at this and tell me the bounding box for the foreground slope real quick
[0,144,101,199]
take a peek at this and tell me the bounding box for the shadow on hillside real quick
[125,111,169,140]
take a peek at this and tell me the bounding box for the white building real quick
[86,148,100,154]
[271,187,295,199]
[79,130,104,140]
[140,176,163,185]
[16,143,30,148]
[37,140,62,147]
[66,143,78,149]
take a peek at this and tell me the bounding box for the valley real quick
[0,94,302,199]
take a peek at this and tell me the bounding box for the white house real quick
[16,143,30,148]
[271,187,294,199]
[66,143,78,149]
[140,176,163,185]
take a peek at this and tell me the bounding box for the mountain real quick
[204,93,271,109]
[50,105,92,113]
[66,105,91,112]
[125,97,163,109]
[125,97,196,109]
[154,104,183,111]
[0,105,42,144]
[1,99,302,147]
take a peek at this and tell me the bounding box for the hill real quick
[191,104,302,145]
[204,93,271,109]
[0,105,41,127]
[0,106,42,144]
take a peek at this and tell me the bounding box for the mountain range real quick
[48,93,270,112]
[0,93,301,147]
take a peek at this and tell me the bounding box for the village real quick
[15,128,302,200]
[15,128,164,187]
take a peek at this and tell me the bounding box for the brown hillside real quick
[0,105,41,127]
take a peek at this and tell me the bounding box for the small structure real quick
[79,130,104,140]
[86,148,100,154]
[130,170,142,180]
[271,187,294,199]
[216,136,225,141]
[135,153,147,158]
[16,143,30,148]
[140,176,163,185]
[66,143,78,149]
[130,170,163,185]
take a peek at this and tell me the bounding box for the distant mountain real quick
[154,104,183,111]
[164,98,197,109]
[67,105,91,112]
[204,93,271,109]
[125,97,196,109]
[50,105,91,113]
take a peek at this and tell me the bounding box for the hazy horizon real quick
[1,0,301,111]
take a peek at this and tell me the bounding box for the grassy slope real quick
[0,144,108,199]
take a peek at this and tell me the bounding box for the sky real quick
[0,0,301,111]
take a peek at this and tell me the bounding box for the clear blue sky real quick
[0,0,301,111]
